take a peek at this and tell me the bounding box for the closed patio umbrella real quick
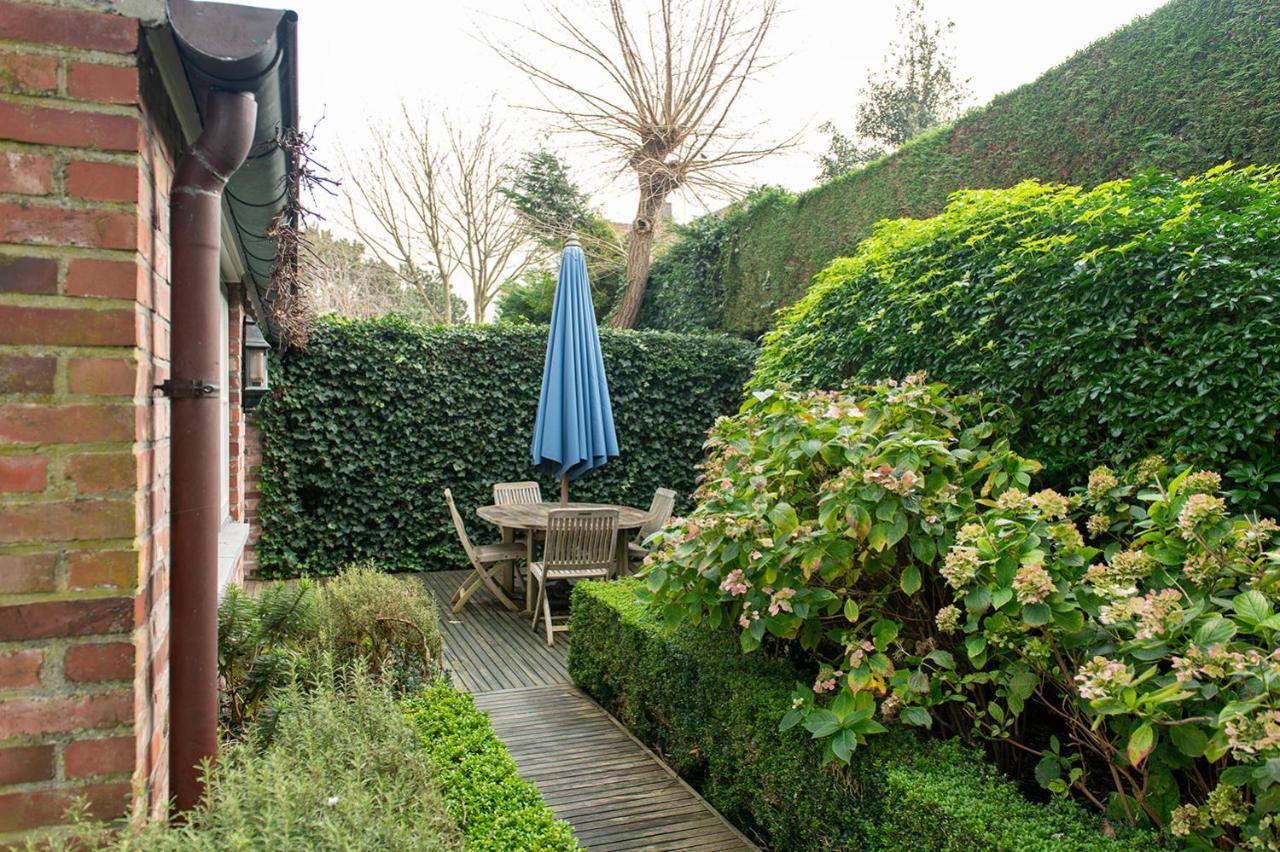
[531,234,619,502]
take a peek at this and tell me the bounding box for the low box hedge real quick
[404,684,578,851]
[567,579,1155,851]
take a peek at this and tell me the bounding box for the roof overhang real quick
[144,0,299,339]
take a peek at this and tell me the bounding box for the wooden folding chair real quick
[529,508,618,645]
[493,481,542,505]
[627,488,677,563]
[444,489,525,613]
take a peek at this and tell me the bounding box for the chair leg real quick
[542,579,555,646]
[531,574,544,631]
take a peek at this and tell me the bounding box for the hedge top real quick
[643,0,1280,337]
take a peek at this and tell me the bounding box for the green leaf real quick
[909,534,936,564]
[1170,724,1208,758]
[872,619,900,650]
[843,598,860,622]
[1127,723,1154,767]
[1193,616,1236,647]
[900,564,922,595]
[1021,603,1050,626]
[830,728,857,762]
[1233,590,1273,626]
[803,709,841,738]
[901,706,932,728]
[1034,756,1061,788]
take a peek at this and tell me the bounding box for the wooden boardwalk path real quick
[421,570,756,852]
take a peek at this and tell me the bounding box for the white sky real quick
[279,0,1169,227]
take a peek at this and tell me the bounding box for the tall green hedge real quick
[255,317,755,577]
[752,165,1280,493]
[642,0,1280,337]
[568,580,1155,851]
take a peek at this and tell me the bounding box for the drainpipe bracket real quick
[154,378,221,399]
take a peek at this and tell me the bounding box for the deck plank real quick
[420,570,757,851]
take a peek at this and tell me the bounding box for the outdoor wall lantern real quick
[243,317,271,409]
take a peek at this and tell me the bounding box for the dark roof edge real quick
[166,0,299,340]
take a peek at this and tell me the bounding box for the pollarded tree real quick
[494,0,789,329]
[818,0,970,180]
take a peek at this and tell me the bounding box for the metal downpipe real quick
[168,89,257,814]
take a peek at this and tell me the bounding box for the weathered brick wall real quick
[228,285,244,523]
[242,415,262,578]
[0,0,176,837]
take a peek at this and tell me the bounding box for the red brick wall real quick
[242,416,263,578]
[228,285,245,523]
[0,0,175,838]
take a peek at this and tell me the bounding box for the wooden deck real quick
[419,570,757,852]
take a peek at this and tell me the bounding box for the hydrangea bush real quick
[641,378,1280,847]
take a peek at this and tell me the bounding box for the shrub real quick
[255,316,756,577]
[753,165,1280,503]
[642,0,1280,336]
[641,376,1280,844]
[217,580,317,735]
[311,564,444,694]
[404,684,578,851]
[50,669,463,851]
[569,579,1148,851]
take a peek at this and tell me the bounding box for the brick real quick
[68,358,137,396]
[0,202,135,250]
[0,1,137,53]
[66,160,139,203]
[65,735,134,779]
[0,305,135,346]
[0,354,55,393]
[66,257,140,299]
[67,452,135,495]
[0,403,134,444]
[0,101,139,151]
[0,52,57,94]
[0,500,134,544]
[0,455,47,492]
[0,648,41,689]
[65,642,133,683]
[0,597,133,643]
[67,549,138,591]
[0,255,57,294]
[0,151,53,195]
[67,62,138,105]
[0,744,54,786]
[0,552,57,594]
[0,781,130,833]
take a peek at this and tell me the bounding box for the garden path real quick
[421,570,757,851]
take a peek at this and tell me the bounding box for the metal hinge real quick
[154,378,221,399]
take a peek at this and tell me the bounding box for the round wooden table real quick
[476,501,650,610]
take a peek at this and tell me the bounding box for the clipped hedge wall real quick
[255,316,756,577]
[753,165,1280,492]
[642,0,1280,337]
[568,580,1156,852]
[405,684,578,851]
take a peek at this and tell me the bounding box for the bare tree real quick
[343,108,532,323]
[494,0,788,328]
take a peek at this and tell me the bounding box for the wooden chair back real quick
[543,509,618,574]
[443,489,478,566]
[638,488,677,541]
[493,481,543,505]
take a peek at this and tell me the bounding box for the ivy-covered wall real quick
[254,317,756,578]
[643,0,1280,337]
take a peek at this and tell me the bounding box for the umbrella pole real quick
[560,475,568,504]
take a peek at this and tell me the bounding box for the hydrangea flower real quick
[1013,563,1054,605]
[1178,493,1227,539]
[1047,521,1084,550]
[1183,469,1223,495]
[996,489,1034,513]
[1030,489,1071,520]
[935,604,962,634]
[720,569,750,597]
[1074,656,1132,701]
[941,546,980,589]
[1086,466,1119,504]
